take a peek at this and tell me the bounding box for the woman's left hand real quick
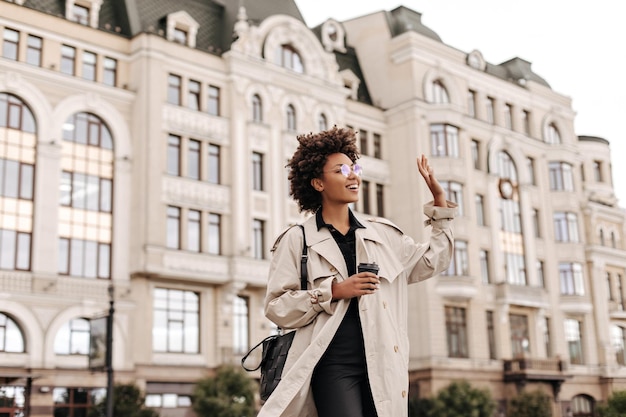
[417,154,447,207]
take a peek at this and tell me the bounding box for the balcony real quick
[503,357,571,398]
[495,282,549,309]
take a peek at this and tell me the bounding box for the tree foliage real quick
[597,390,626,417]
[507,389,552,417]
[192,365,256,417]
[88,383,158,417]
[410,380,495,417]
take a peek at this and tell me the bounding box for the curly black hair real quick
[287,126,360,213]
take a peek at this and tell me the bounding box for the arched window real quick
[252,94,262,123]
[570,394,594,417]
[59,112,113,279]
[277,45,304,74]
[0,93,36,271]
[318,113,328,131]
[0,312,25,352]
[431,80,450,104]
[54,318,90,355]
[286,104,296,131]
[545,122,561,144]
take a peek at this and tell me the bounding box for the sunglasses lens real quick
[340,164,351,177]
[354,164,362,176]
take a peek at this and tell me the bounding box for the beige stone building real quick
[1,0,625,416]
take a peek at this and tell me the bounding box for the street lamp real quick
[106,284,115,417]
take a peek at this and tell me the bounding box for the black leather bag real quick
[241,225,308,401]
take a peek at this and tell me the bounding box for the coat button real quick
[394,345,399,353]
[330,267,337,272]
[402,391,406,398]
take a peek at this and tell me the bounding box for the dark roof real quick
[486,57,551,88]
[578,135,610,145]
[333,46,373,105]
[386,6,442,42]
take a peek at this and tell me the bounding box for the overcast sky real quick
[295,0,626,207]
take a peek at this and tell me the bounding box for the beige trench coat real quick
[258,202,456,417]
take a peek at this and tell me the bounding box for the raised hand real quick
[417,154,447,207]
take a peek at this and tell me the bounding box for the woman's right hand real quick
[331,273,380,300]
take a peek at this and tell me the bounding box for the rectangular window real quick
[57,238,110,279]
[543,317,552,358]
[187,210,201,252]
[2,28,19,60]
[444,240,468,276]
[26,35,42,66]
[505,252,526,286]
[504,103,513,129]
[0,159,34,200]
[549,161,574,191]
[560,262,584,295]
[467,90,476,118]
[103,57,117,87]
[152,288,199,353]
[252,152,264,191]
[554,212,579,243]
[486,311,496,359]
[187,139,201,180]
[207,85,220,116]
[173,27,188,45]
[445,306,468,358]
[527,157,536,185]
[475,194,485,226]
[430,124,459,157]
[252,219,265,259]
[188,80,201,111]
[480,249,490,284]
[565,318,584,364]
[471,140,480,170]
[167,134,181,176]
[593,161,603,182]
[207,144,220,184]
[359,129,368,155]
[61,45,76,75]
[167,74,182,105]
[376,184,384,217]
[500,199,521,233]
[510,314,530,358]
[0,229,31,271]
[166,206,181,249]
[82,51,97,81]
[373,133,382,159]
[361,180,370,214]
[486,97,495,124]
[233,296,250,354]
[207,213,221,255]
[522,110,531,135]
[53,388,106,416]
[532,208,540,238]
[612,325,626,366]
[441,181,463,215]
[537,260,545,288]
[70,4,90,25]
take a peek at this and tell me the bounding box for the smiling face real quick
[312,152,361,207]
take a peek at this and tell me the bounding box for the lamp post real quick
[105,284,115,417]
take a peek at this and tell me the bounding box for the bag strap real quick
[297,224,308,290]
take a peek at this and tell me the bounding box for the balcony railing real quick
[503,357,571,399]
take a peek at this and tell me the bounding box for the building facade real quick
[1,0,625,416]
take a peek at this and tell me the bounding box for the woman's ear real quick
[311,178,323,192]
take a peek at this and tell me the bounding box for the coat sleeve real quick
[264,226,334,329]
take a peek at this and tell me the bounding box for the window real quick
[252,94,262,122]
[560,262,584,295]
[504,103,513,129]
[444,240,468,276]
[207,213,221,255]
[543,317,552,357]
[611,232,618,249]
[318,113,328,131]
[2,28,19,60]
[441,181,463,215]
[545,123,561,144]
[167,134,181,176]
[145,393,192,408]
[26,35,42,66]
[173,27,187,45]
[70,4,90,25]
[278,44,304,73]
[187,139,200,180]
[374,184,385,217]
[612,325,626,366]
[167,74,182,105]
[522,110,531,135]
[475,194,485,226]
[54,318,90,355]
[59,113,113,279]
[359,130,368,155]
[607,272,613,301]
[0,312,25,352]
[0,386,24,416]
[593,160,602,182]
[430,124,459,157]
[565,318,584,364]
[537,260,545,288]
[480,249,490,284]
[166,206,181,249]
[570,395,594,417]
[187,210,201,252]
[527,157,535,185]
[207,144,220,184]
[600,229,605,246]
[361,180,371,214]
[286,104,296,131]
[233,296,249,354]
[207,85,220,116]
[431,80,449,104]
[505,253,526,285]
[554,212,579,243]
[618,274,624,309]
[549,161,574,191]
[82,51,96,81]
[252,219,265,259]
[467,90,476,117]
[252,152,264,191]
[152,288,199,353]
[509,314,530,358]
[532,208,540,238]
[445,306,468,358]
[486,97,495,124]
[188,80,201,111]
[486,311,496,359]
[373,133,382,159]
[103,57,117,87]
[61,45,76,75]
[471,140,480,169]
[53,387,106,417]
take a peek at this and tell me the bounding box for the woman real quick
[259,127,456,417]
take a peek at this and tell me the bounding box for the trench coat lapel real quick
[302,219,349,280]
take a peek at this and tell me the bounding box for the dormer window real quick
[321,20,346,53]
[166,11,199,48]
[65,0,103,28]
[71,4,89,25]
[277,45,303,73]
[173,27,188,45]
